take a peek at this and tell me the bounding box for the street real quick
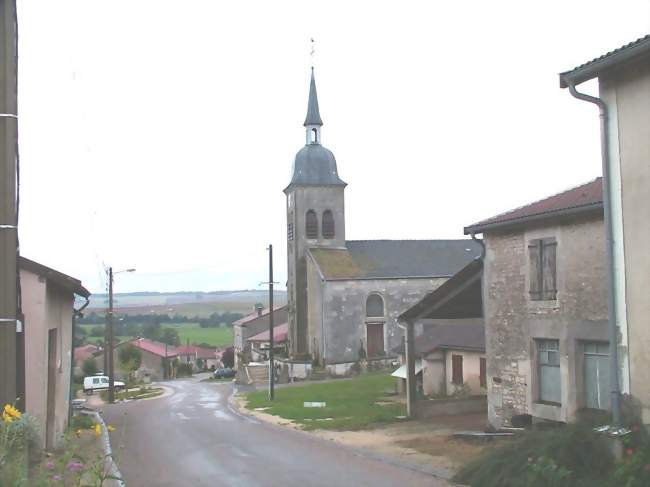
[102,376,451,487]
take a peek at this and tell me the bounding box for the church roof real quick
[304,68,323,126]
[286,144,347,189]
[308,240,482,281]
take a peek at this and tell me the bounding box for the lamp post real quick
[106,267,135,404]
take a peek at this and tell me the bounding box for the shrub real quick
[81,357,99,377]
[454,423,614,487]
[177,363,193,377]
[70,414,94,430]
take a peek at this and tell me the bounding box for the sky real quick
[15,0,650,294]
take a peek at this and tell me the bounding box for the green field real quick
[81,322,233,348]
[245,373,404,430]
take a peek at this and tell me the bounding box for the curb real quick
[83,411,125,487]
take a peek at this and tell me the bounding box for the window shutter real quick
[480,358,487,388]
[542,238,557,300]
[528,239,543,300]
[322,210,335,239]
[452,355,463,385]
[305,210,318,239]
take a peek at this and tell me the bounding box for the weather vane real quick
[310,38,315,68]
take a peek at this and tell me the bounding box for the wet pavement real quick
[102,376,452,487]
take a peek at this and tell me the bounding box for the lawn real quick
[168,323,233,347]
[245,372,405,430]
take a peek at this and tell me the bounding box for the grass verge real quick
[244,373,404,431]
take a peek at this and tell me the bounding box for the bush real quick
[81,357,99,377]
[177,363,193,377]
[454,423,614,487]
[70,414,94,430]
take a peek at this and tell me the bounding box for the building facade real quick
[465,179,611,427]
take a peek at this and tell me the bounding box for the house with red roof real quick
[464,178,610,428]
[95,337,179,382]
[176,344,222,371]
[233,305,288,368]
[246,322,289,363]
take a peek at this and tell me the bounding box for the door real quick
[366,323,384,358]
[46,329,57,449]
[584,342,610,410]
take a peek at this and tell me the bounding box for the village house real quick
[397,259,485,409]
[464,178,610,427]
[73,343,99,372]
[176,343,222,371]
[20,257,90,450]
[560,34,650,424]
[95,337,178,382]
[247,322,289,362]
[233,305,288,368]
[285,69,481,375]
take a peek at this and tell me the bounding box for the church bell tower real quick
[285,68,347,357]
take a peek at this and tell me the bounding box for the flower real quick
[2,404,21,422]
[67,461,84,472]
[626,448,634,456]
[45,461,55,470]
[107,425,115,432]
[94,423,102,436]
[52,474,62,481]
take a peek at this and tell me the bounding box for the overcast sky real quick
[15,0,650,294]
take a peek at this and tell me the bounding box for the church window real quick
[305,210,318,239]
[322,210,335,239]
[366,294,384,318]
[311,128,318,143]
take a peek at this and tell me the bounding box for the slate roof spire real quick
[303,68,323,127]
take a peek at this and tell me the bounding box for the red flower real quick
[626,448,634,456]
[644,464,650,472]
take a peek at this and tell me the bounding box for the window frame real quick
[305,210,318,239]
[365,293,385,319]
[536,339,561,405]
[451,354,463,385]
[322,210,335,239]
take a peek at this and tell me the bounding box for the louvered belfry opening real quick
[305,210,318,238]
[322,210,335,239]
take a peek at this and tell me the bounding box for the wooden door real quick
[366,323,384,358]
[46,329,57,449]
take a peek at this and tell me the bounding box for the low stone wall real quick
[414,395,487,419]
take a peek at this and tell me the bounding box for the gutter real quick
[69,295,90,423]
[561,81,621,425]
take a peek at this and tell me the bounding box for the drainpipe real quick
[565,83,621,425]
[69,296,90,423]
[471,232,486,260]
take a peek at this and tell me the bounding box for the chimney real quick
[255,303,264,317]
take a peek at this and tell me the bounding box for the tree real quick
[222,347,234,368]
[142,321,161,340]
[90,325,104,337]
[118,344,142,386]
[159,327,180,346]
[82,357,99,377]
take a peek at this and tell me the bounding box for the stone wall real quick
[318,277,447,364]
[484,215,608,427]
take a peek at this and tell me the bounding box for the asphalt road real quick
[103,376,451,487]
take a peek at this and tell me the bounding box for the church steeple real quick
[304,68,323,144]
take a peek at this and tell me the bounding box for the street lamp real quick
[106,267,135,404]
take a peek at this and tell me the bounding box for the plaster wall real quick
[22,269,74,450]
[444,350,486,396]
[484,216,608,428]
[601,61,650,423]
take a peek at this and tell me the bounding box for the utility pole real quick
[0,0,18,409]
[268,244,275,400]
[107,267,115,404]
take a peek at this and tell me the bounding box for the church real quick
[284,69,481,374]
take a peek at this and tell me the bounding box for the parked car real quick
[213,368,235,379]
[83,375,125,394]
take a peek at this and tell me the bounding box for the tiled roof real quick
[234,306,288,329]
[392,323,485,356]
[464,178,602,234]
[175,345,217,360]
[309,240,482,280]
[19,256,90,298]
[247,322,289,343]
[233,306,286,327]
[560,34,650,87]
[74,344,99,363]
[130,338,178,358]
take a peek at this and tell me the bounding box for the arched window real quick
[311,128,318,143]
[305,210,318,239]
[366,294,384,318]
[322,210,335,239]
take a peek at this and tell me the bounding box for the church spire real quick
[304,68,323,127]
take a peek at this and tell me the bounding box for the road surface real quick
[103,376,451,487]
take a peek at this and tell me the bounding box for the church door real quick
[366,323,384,358]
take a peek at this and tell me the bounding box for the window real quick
[480,358,487,388]
[287,222,294,241]
[305,210,318,239]
[311,128,318,143]
[322,210,335,239]
[366,294,384,318]
[529,237,557,301]
[452,355,463,385]
[583,342,610,410]
[93,378,100,384]
[537,339,561,404]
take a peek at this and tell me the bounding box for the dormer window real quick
[306,210,318,239]
[322,210,335,239]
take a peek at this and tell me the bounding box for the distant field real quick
[81,322,233,348]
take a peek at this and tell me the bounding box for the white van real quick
[83,375,125,394]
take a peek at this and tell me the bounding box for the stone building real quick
[560,35,650,424]
[465,178,610,427]
[285,69,481,373]
[233,305,288,368]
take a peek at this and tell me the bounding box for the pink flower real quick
[52,474,62,481]
[626,448,634,456]
[45,461,55,470]
[67,461,84,472]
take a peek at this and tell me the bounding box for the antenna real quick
[310,38,315,68]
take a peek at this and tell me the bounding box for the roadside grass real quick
[100,387,164,401]
[244,372,405,431]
